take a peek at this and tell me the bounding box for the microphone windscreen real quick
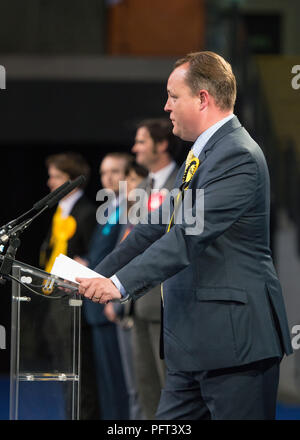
[33,180,71,211]
[47,175,86,208]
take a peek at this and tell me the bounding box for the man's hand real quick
[75,277,122,303]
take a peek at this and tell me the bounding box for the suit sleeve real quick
[115,151,259,299]
[94,204,167,277]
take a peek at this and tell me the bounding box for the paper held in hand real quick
[50,253,104,284]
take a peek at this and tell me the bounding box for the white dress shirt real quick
[148,160,177,190]
[59,189,83,217]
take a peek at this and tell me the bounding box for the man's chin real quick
[135,157,144,166]
[173,127,186,141]
[172,125,180,137]
[173,127,194,142]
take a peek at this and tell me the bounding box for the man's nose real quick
[164,98,171,113]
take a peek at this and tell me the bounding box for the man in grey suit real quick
[76,51,293,419]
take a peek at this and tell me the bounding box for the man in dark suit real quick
[76,51,293,420]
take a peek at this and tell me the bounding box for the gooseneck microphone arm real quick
[32,180,72,211]
[46,175,85,209]
[0,175,85,243]
[0,175,86,275]
[0,179,72,236]
[0,206,49,245]
[2,175,86,242]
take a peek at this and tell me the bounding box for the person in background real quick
[40,151,99,420]
[75,152,132,420]
[40,152,96,270]
[104,159,148,420]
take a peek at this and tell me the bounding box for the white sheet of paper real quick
[50,253,104,284]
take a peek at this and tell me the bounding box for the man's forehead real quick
[136,126,150,138]
[48,165,66,176]
[168,63,189,83]
[100,156,126,170]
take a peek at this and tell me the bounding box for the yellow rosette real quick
[182,155,200,188]
[43,207,77,293]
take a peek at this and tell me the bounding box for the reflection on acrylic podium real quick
[8,260,81,420]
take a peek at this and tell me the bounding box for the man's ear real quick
[198,89,209,108]
[156,140,168,154]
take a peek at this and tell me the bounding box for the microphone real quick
[0,175,85,244]
[0,179,71,235]
[47,175,85,208]
[0,175,86,275]
[33,180,71,211]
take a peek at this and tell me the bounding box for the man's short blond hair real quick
[174,51,237,111]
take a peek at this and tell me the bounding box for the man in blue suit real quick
[76,51,293,420]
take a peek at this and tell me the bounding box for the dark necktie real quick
[148,176,155,190]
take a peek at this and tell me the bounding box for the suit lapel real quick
[69,194,83,218]
[174,116,242,196]
[162,166,179,190]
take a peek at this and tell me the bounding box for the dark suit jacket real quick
[95,116,293,371]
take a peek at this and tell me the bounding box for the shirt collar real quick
[192,114,234,157]
[148,160,176,189]
[59,189,83,217]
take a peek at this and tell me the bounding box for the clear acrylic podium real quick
[7,258,82,420]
